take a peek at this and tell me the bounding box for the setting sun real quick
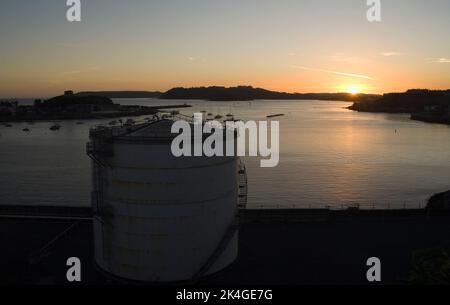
[346,85,360,95]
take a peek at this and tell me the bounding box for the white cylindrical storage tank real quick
[88,119,239,282]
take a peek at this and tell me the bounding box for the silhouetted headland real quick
[348,89,450,125]
[159,86,379,101]
[427,190,450,211]
[0,91,189,122]
[75,91,162,99]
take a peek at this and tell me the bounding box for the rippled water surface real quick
[1,99,449,209]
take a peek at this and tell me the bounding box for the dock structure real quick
[0,204,440,223]
[0,205,92,220]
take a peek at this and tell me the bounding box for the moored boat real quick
[50,123,62,131]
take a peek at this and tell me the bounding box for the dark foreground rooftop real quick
[1,207,449,285]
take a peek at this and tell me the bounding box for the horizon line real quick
[2,86,450,100]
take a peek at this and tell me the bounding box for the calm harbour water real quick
[1,98,449,209]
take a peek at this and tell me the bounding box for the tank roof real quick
[121,119,176,139]
[89,115,237,142]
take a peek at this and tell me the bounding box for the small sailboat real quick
[50,123,62,131]
[266,114,285,118]
[124,119,135,126]
[224,114,235,121]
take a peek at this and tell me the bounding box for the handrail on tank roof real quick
[89,111,238,140]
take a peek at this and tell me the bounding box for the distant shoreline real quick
[0,102,191,123]
[1,86,378,102]
[348,89,450,125]
[348,106,450,126]
[158,86,378,102]
[0,110,157,123]
[427,190,450,210]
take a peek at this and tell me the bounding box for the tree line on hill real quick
[70,86,378,102]
[348,89,450,113]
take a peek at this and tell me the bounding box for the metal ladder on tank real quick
[87,137,112,221]
[191,158,248,282]
[238,158,248,209]
[86,135,115,266]
[86,138,114,168]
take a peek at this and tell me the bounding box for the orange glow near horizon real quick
[1,2,450,98]
[345,85,361,95]
[1,71,448,98]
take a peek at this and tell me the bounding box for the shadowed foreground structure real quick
[0,207,449,285]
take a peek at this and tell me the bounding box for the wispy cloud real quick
[61,70,81,76]
[429,58,450,63]
[381,52,407,57]
[292,66,373,80]
[330,54,362,64]
[187,56,207,63]
[61,67,99,76]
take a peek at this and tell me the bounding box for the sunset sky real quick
[1,0,450,98]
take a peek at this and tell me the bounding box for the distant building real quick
[95,103,119,112]
[65,104,96,113]
[64,90,74,96]
[65,102,119,113]
[424,105,439,113]
[0,100,18,115]
[34,99,42,107]
[424,105,450,117]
